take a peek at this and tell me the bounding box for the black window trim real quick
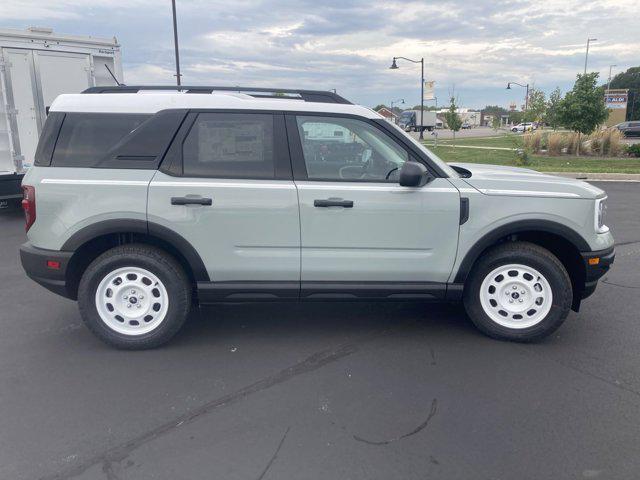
[159,109,293,181]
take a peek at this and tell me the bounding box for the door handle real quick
[171,196,212,206]
[314,198,354,208]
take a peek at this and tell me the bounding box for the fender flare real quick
[61,219,209,281]
[453,219,591,284]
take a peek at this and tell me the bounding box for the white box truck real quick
[397,110,439,133]
[0,27,123,208]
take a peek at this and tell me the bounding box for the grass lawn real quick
[427,145,640,173]
[434,134,521,149]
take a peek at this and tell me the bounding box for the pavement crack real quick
[39,331,388,480]
[602,279,640,290]
[256,427,290,480]
[353,398,437,446]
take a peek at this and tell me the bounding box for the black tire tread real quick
[77,244,191,349]
[463,241,572,342]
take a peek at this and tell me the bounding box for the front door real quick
[148,112,300,298]
[287,114,460,296]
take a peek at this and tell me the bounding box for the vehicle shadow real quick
[171,301,478,348]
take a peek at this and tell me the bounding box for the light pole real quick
[584,38,597,74]
[507,82,529,120]
[390,56,425,139]
[607,64,617,91]
[171,0,182,86]
[390,98,405,110]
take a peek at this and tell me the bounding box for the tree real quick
[444,96,463,146]
[608,66,640,121]
[546,87,563,130]
[559,72,609,154]
[374,104,389,111]
[524,89,546,124]
[491,115,501,131]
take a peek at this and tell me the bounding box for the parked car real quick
[511,122,535,133]
[461,122,472,129]
[20,85,614,349]
[615,121,640,137]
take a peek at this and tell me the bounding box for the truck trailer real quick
[0,27,122,208]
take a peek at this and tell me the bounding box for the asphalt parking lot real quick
[1,181,639,480]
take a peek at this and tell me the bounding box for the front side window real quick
[52,113,149,167]
[296,116,408,181]
[182,113,275,178]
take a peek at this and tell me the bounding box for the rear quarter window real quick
[51,113,150,167]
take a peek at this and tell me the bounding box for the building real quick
[375,106,398,124]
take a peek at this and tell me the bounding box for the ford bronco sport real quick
[19,86,614,349]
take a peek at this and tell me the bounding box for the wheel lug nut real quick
[131,289,135,294]
[519,299,523,303]
[509,299,514,303]
[521,290,525,294]
[137,304,141,308]
[127,304,131,308]
[139,295,144,299]
[123,295,128,300]
[512,285,517,290]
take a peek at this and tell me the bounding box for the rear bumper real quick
[20,242,74,299]
[580,246,615,299]
[0,173,24,201]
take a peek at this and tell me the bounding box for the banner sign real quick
[423,81,435,100]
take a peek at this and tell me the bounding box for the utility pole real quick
[607,64,617,91]
[584,38,597,74]
[171,0,182,86]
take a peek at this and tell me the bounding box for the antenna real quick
[104,63,123,86]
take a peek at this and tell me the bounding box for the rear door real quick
[148,111,300,299]
[287,113,460,297]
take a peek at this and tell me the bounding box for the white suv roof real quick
[50,87,380,118]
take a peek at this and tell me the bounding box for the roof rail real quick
[82,85,352,104]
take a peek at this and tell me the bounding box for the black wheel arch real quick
[454,220,590,304]
[62,219,209,299]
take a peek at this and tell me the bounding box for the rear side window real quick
[51,113,149,167]
[182,113,275,178]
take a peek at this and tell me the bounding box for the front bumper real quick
[20,243,74,299]
[580,246,615,299]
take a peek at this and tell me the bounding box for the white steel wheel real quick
[479,263,553,329]
[95,266,169,336]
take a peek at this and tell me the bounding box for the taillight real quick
[21,185,36,232]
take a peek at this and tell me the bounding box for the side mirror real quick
[399,161,430,187]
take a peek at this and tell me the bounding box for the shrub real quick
[522,131,544,153]
[547,133,564,156]
[514,148,532,166]
[628,143,640,158]
[588,128,625,156]
[565,132,580,155]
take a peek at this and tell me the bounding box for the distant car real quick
[511,122,534,133]
[461,122,472,129]
[615,121,640,137]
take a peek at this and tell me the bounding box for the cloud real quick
[1,0,638,107]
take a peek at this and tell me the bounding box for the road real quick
[1,182,639,480]
[409,126,640,144]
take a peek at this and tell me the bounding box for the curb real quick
[546,172,640,182]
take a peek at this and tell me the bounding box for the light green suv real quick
[19,86,615,349]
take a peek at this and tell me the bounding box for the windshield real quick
[385,121,459,178]
[399,112,414,121]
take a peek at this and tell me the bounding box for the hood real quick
[450,162,605,200]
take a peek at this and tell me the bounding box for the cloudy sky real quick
[2,0,638,108]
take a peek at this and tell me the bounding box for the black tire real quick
[463,241,572,342]
[77,244,191,349]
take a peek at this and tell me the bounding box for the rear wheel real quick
[463,242,572,342]
[78,244,191,349]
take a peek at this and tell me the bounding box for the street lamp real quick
[390,56,425,139]
[584,38,597,74]
[390,98,405,109]
[607,64,617,91]
[507,81,529,115]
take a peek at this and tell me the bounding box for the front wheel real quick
[78,244,191,349]
[463,242,572,342]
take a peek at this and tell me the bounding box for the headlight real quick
[595,197,609,233]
